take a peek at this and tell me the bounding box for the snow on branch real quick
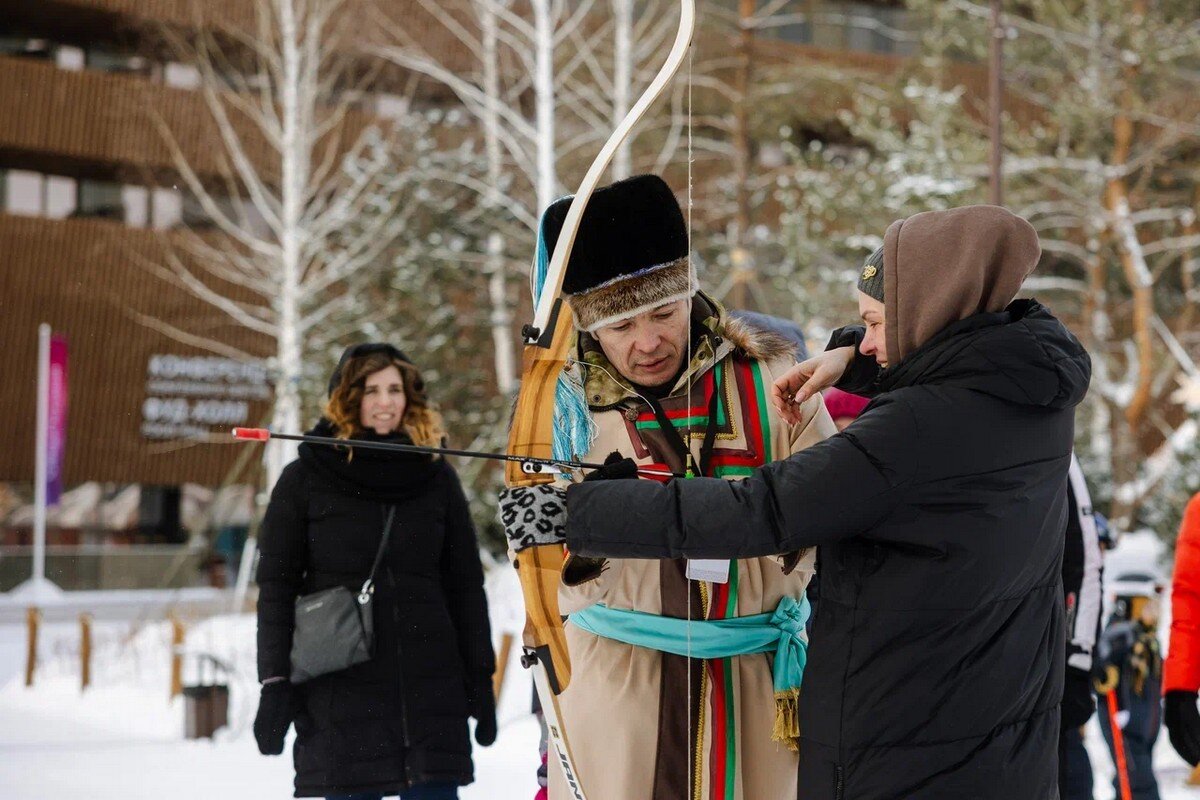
[1111,197,1154,289]
[1113,419,1199,506]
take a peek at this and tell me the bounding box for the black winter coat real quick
[256,425,494,797]
[567,300,1091,799]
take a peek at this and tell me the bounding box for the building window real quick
[4,170,45,216]
[45,176,77,219]
[77,180,124,220]
[164,62,201,90]
[761,1,915,57]
[85,45,155,77]
[151,188,183,230]
[123,186,151,228]
[0,36,54,60]
[55,45,84,71]
[180,192,241,230]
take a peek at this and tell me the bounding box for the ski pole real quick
[1105,690,1134,800]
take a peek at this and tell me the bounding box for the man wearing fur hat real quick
[500,174,835,799]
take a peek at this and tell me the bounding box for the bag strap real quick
[359,506,396,600]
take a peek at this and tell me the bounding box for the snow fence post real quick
[169,615,186,700]
[80,613,92,692]
[24,606,40,687]
[492,632,514,702]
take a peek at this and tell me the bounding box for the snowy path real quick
[0,613,540,799]
[0,706,540,800]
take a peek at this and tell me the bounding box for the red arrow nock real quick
[232,427,271,441]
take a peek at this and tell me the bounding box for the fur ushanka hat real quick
[538,174,694,332]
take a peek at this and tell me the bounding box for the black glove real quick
[1165,690,1200,766]
[1061,666,1095,729]
[499,484,567,551]
[467,681,498,747]
[253,681,295,756]
[583,451,639,482]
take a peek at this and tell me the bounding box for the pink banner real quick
[46,335,68,506]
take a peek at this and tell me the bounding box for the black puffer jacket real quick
[256,422,494,797]
[567,300,1091,798]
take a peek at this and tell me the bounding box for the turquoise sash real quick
[568,594,809,695]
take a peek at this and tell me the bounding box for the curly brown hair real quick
[324,352,446,448]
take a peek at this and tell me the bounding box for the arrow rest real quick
[521,461,560,475]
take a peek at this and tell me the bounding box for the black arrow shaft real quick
[254,431,683,478]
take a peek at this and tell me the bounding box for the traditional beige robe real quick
[549,300,836,800]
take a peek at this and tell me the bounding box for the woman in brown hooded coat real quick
[564,205,1092,799]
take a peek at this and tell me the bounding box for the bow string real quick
[505,3,697,797]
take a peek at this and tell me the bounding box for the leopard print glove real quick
[498,484,568,552]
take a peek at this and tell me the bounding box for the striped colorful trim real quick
[710,359,771,480]
[748,360,773,464]
[722,562,740,799]
[633,364,728,431]
[704,561,741,799]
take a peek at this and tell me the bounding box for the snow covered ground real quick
[0,571,540,800]
[2,546,1200,799]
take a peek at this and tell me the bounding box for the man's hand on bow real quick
[499,484,568,551]
[583,451,639,482]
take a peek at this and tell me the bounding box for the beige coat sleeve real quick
[789,393,838,454]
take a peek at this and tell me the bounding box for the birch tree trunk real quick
[728,0,757,310]
[533,0,558,212]
[145,0,427,490]
[269,0,309,485]
[612,0,633,180]
[479,0,517,394]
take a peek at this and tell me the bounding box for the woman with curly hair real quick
[253,342,496,800]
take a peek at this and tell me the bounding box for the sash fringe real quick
[773,688,801,751]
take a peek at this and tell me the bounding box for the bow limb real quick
[505,3,696,797]
[507,0,697,689]
[527,0,698,329]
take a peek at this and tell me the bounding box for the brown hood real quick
[882,205,1041,362]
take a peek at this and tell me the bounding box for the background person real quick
[254,343,495,800]
[821,387,868,432]
[1164,493,1200,766]
[1060,453,1105,800]
[1093,575,1164,800]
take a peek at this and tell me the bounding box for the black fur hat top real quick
[543,174,688,296]
[541,174,692,331]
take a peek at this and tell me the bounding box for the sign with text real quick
[141,355,270,440]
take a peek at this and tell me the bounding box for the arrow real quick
[231,427,682,479]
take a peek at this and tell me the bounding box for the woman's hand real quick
[771,347,856,424]
[253,680,295,756]
[468,681,498,747]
